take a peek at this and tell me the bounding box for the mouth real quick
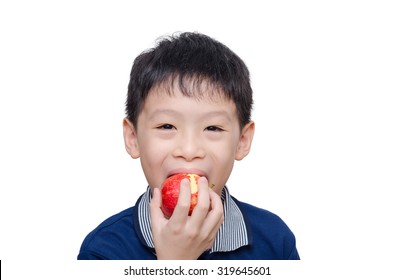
[167,168,208,180]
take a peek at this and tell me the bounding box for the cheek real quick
[136,135,169,186]
[209,134,238,159]
[208,140,237,180]
[139,129,162,153]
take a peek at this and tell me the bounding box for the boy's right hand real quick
[150,177,224,260]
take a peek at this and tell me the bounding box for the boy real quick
[78,32,300,260]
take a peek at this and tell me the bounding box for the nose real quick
[172,131,206,161]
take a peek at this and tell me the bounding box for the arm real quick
[150,177,224,260]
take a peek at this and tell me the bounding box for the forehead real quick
[141,83,238,120]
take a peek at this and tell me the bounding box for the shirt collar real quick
[137,186,249,253]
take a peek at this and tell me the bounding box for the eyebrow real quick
[149,109,232,122]
[148,109,181,120]
[202,110,232,121]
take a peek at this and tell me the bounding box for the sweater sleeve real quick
[287,240,300,260]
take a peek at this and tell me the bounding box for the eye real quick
[205,126,224,132]
[157,124,176,130]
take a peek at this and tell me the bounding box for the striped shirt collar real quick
[137,186,249,253]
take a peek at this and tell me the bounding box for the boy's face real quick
[123,85,254,196]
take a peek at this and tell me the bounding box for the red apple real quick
[161,173,200,218]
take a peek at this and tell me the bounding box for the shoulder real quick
[87,207,135,238]
[232,197,300,260]
[234,198,290,232]
[77,207,138,259]
[78,192,157,260]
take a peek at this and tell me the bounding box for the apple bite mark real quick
[188,174,198,194]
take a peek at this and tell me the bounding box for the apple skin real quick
[161,173,199,218]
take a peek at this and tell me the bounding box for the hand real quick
[150,177,224,259]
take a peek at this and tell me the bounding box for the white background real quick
[1,0,392,279]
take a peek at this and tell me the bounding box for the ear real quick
[235,121,255,161]
[123,118,140,159]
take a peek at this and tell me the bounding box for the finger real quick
[189,176,210,225]
[150,187,165,222]
[208,188,224,222]
[201,188,224,235]
[169,178,191,224]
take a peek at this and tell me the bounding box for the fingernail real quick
[198,176,207,184]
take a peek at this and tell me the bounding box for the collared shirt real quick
[137,186,249,253]
[77,187,300,260]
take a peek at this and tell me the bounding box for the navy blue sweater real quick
[78,195,299,260]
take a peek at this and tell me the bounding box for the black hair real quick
[125,32,253,129]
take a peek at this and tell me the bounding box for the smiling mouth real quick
[167,169,207,179]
